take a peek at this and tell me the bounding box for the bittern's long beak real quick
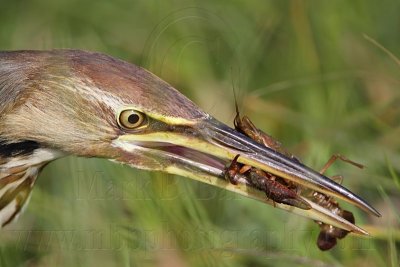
[115,117,380,235]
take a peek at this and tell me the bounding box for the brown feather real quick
[0,49,208,227]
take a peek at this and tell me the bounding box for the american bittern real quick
[0,50,379,237]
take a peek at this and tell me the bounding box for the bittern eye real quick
[118,109,146,129]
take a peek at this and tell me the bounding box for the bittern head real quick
[0,50,379,231]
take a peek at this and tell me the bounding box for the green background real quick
[0,1,399,266]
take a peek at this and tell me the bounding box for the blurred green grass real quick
[0,0,399,266]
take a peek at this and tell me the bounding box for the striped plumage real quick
[0,142,60,226]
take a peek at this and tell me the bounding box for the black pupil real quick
[128,113,140,124]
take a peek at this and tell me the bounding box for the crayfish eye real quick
[117,109,146,130]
